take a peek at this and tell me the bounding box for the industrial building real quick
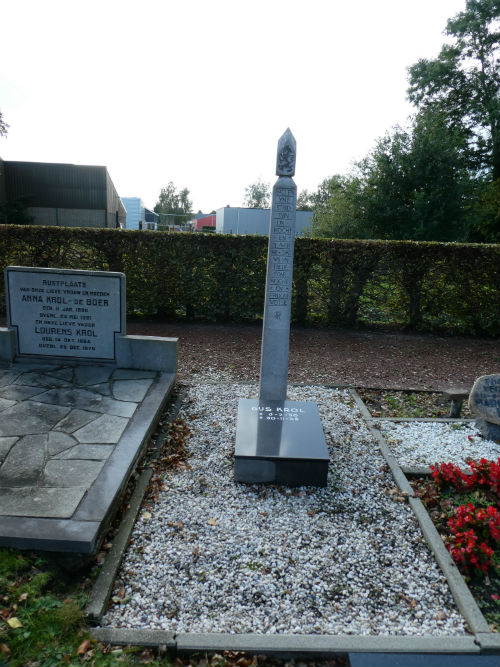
[121,197,159,230]
[0,159,126,228]
[215,206,312,236]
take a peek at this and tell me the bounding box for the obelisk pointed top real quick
[276,128,296,177]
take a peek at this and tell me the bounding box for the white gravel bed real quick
[378,421,500,468]
[101,384,467,636]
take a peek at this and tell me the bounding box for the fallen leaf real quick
[7,617,22,629]
[0,644,10,657]
[18,592,28,603]
[77,639,92,655]
[207,518,218,526]
[168,521,184,530]
[142,511,152,520]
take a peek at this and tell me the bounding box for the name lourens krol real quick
[6,267,124,360]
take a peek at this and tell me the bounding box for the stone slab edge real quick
[369,417,475,423]
[0,516,100,553]
[86,386,187,622]
[85,468,152,622]
[0,372,175,554]
[89,630,481,658]
[409,496,490,636]
[349,388,496,648]
[74,372,175,523]
[349,388,414,497]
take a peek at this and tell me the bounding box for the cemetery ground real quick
[0,320,499,666]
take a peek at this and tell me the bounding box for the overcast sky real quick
[1,0,466,213]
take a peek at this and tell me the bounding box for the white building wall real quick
[215,207,312,236]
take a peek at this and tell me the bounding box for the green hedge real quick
[1,226,499,335]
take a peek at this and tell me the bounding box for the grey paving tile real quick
[0,370,21,387]
[88,383,112,396]
[47,432,77,456]
[112,378,153,402]
[112,369,157,380]
[54,444,114,460]
[74,366,113,386]
[0,434,47,486]
[0,385,47,401]
[45,367,75,382]
[0,437,18,459]
[0,397,16,411]
[73,414,129,443]
[54,409,101,434]
[35,388,137,417]
[14,372,72,388]
[0,401,70,436]
[0,486,87,518]
[43,459,104,487]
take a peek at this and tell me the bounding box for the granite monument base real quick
[234,398,329,487]
[475,418,500,442]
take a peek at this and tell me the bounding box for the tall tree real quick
[407,0,500,180]
[311,110,471,242]
[244,178,271,208]
[296,189,313,211]
[154,181,193,227]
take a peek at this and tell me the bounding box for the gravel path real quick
[102,384,469,636]
[378,421,500,468]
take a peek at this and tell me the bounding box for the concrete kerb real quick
[86,386,188,623]
[88,384,499,658]
[349,387,497,652]
[85,468,153,622]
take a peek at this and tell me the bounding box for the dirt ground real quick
[126,319,500,391]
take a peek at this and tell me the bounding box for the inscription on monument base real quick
[6,267,125,361]
[234,398,329,486]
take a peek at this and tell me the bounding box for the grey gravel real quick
[102,384,471,636]
[379,421,500,468]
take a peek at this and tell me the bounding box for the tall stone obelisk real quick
[234,130,329,487]
[259,128,297,401]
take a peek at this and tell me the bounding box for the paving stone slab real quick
[14,372,72,388]
[54,444,114,460]
[0,370,21,387]
[47,431,78,455]
[0,401,70,436]
[88,382,112,396]
[0,434,47,486]
[45,367,75,382]
[0,486,87,518]
[43,459,105,487]
[0,385,46,401]
[0,366,175,552]
[74,366,114,386]
[34,387,137,418]
[73,414,129,443]
[112,378,153,402]
[0,397,16,411]
[54,408,101,433]
[0,437,18,459]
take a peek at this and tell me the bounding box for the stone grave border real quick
[88,384,500,661]
[0,370,176,554]
[0,266,179,553]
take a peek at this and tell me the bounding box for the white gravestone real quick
[5,266,125,361]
